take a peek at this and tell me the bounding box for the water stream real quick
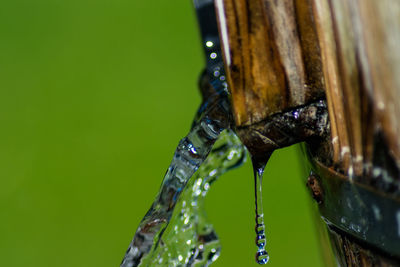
[120,89,250,266]
[121,1,274,264]
[252,156,272,265]
[120,91,274,266]
[145,129,245,266]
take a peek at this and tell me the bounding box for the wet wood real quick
[215,0,325,127]
[215,0,400,265]
[216,0,400,180]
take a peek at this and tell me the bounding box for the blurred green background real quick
[0,1,323,266]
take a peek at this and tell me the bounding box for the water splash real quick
[146,130,245,266]
[120,89,246,266]
[252,155,272,265]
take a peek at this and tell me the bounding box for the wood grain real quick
[311,0,400,177]
[215,0,325,127]
[217,0,400,178]
[214,0,400,264]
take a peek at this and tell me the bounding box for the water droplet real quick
[256,250,270,265]
[256,232,266,249]
[251,155,271,265]
[205,41,214,47]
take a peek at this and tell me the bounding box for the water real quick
[120,88,248,266]
[120,91,274,266]
[120,94,275,266]
[146,130,245,266]
[120,0,277,264]
[252,156,271,265]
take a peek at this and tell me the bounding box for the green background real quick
[0,1,323,266]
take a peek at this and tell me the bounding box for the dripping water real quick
[252,155,272,265]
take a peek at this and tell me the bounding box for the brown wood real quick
[215,0,325,127]
[214,0,400,265]
[311,0,400,178]
[358,0,400,169]
[216,0,400,179]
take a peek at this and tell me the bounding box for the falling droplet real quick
[252,155,271,265]
[256,250,270,265]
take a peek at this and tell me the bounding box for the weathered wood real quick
[311,0,400,178]
[215,0,325,127]
[358,0,400,170]
[217,0,400,179]
[215,0,400,265]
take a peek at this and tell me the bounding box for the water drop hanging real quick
[252,155,271,265]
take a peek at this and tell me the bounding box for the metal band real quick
[306,153,400,259]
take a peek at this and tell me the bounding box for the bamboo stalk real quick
[215,0,400,265]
